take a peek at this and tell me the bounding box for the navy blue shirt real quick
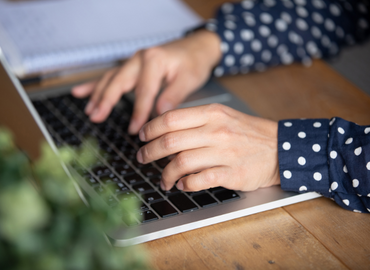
[204,0,370,213]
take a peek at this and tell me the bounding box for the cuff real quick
[278,119,331,197]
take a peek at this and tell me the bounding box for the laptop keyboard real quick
[32,93,240,226]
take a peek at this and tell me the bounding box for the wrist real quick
[188,29,222,69]
[261,119,281,187]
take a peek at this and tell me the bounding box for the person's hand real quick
[136,104,280,192]
[71,30,221,134]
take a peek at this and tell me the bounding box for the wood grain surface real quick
[142,1,370,270]
[22,0,370,269]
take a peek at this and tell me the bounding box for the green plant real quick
[0,127,150,270]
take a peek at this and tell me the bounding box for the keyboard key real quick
[48,119,65,129]
[124,173,145,185]
[193,193,218,208]
[143,191,164,204]
[84,175,99,186]
[106,182,129,195]
[168,193,198,213]
[132,182,155,194]
[159,186,181,196]
[209,187,225,194]
[114,165,135,177]
[92,166,112,177]
[149,176,161,186]
[106,195,118,207]
[136,202,150,212]
[117,191,139,203]
[94,185,113,201]
[155,158,170,169]
[131,159,152,169]
[139,210,159,223]
[141,167,161,178]
[214,190,240,202]
[187,190,206,196]
[64,135,82,146]
[151,201,178,218]
[99,174,121,184]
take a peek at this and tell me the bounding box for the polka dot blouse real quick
[203,0,370,213]
[279,118,370,213]
[205,0,370,76]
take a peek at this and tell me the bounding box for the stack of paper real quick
[0,0,201,77]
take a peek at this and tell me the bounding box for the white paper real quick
[0,0,202,76]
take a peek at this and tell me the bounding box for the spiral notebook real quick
[0,0,201,78]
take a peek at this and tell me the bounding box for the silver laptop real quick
[0,48,321,246]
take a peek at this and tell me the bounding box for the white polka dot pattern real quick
[278,117,370,213]
[205,0,369,76]
[205,1,370,213]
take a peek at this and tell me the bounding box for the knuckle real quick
[141,146,152,162]
[175,152,191,170]
[161,133,177,151]
[208,103,226,115]
[142,47,163,61]
[162,110,177,129]
[215,126,234,140]
[206,103,231,120]
[202,170,218,187]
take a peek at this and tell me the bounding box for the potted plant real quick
[0,127,150,270]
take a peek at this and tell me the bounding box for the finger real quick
[155,74,198,115]
[86,68,118,116]
[71,81,98,98]
[139,104,213,142]
[160,147,219,190]
[128,51,166,134]
[137,126,209,164]
[176,166,231,192]
[90,55,142,122]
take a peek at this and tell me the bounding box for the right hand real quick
[71,30,222,134]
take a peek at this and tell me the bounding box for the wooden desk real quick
[24,1,370,269]
[141,1,370,270]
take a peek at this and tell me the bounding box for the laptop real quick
[0,48,321,246]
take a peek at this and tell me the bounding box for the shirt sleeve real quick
[278,117,370,213]
[204,0,370,76]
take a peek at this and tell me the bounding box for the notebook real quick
[0,49,321,246]
[0,0,201,78]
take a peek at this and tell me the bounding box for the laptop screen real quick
[0,49,56,160]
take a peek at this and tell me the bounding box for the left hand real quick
[136,104,280,192]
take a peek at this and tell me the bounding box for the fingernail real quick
[139,128,146,141]
[176,181,184,191]
[85,101,95,115]
[160,181,166,191]
[128,120,139,135]
[72,85,83,94]
[159,102,174,114]
[136,150,143,164]
[90,108,99,119]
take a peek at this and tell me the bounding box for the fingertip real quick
[138,126,146,141]
[84,101,95,115]
[160,181,166,191]
[157,100,174,115]
[90,102,111,122]
[128,118,144,135]
[72,82,95,97]
[176,180,184,191]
